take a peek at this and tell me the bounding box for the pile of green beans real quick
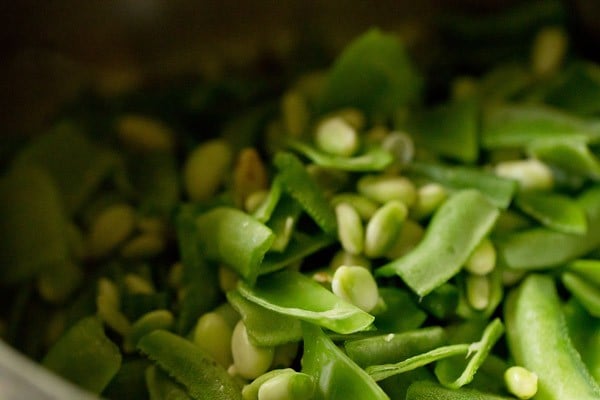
[3,12,600,400]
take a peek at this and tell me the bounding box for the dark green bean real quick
[42,317,121,394]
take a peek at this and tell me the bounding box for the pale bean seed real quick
[335,203,364,255]
[358,175,417,206]
[531,26,567,77]
[194,312,234,368]
[232,321,275,380]
[412,183,448,220]
[124,274,155,294]
[282,91,309,138]
[315,117,359,157]
[88,204,136,258]
[504,366,538,399]
[117,115,175,152]
[184,139,233,201]
[495,159,554,191]
[464,238,496,276]
[120,234,165,259]
[466,274,490,311]
[364,200,408,258]
[331,266,379,313]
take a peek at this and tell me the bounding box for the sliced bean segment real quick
[504,274,600,400]
[496,185,600,269]
[301,322,389,400]
[377,190,499,297]
[345,326,446,368]
[237,270,374,334]
[138,330,243,400]
[43,317,121,394]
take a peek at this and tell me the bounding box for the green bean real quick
[301,322,389,400]
[138,330,242,400]
[504,274,600,399]
[227,290,302,347]
[259,232,335,275]
[126,151,180,215]
[237,270,374,334]
[565,259,600,286]
[13,125,119,213]
[37,260,83,304]
[103,359,149,400]
[562,272,600,317]
[383,218,424,259]
[406,380,514,400]
[543,62,600,115]
[317,28,422,117]
[344,326,446,368]
[482,103,600,149]
[434,319,504,389]
[409,162,517,209]
[516,191,587,234]
[496,185,600,269]
[175,206,220,333]
[0,166,70,284]
[374,287,427,333]
[267,195,303,253]
[288,140,393,172]
[377,190,499,297]
[42,317,121,394]
[145,365,192,400]
[253,179,283,223]
[419,283,460,320]
[528,138,600,181]
[564,299,600,384]
[367,344,471,381]
[195,207,274,284]
[274,152,337,234]
[125,310,174,353]
[408,98,479,163]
